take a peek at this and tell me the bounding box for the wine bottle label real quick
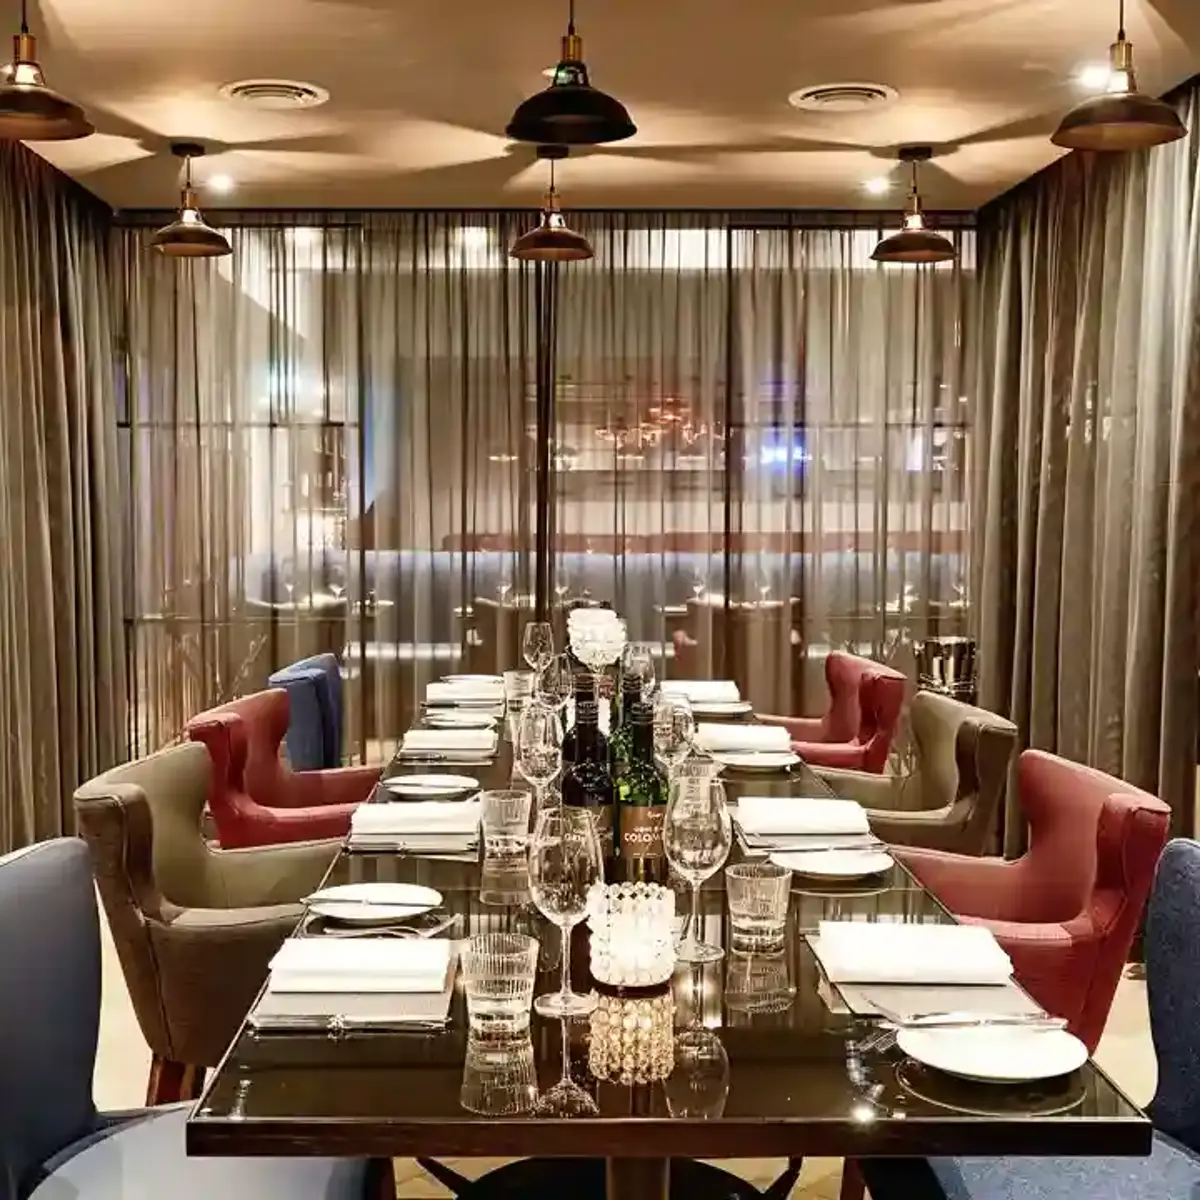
[618,806,664,861]
[592,806,615,858]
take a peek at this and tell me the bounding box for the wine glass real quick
[523,621,555,674]
[665,1028,729,1119]
[537,653,575,714]
[654,696,695,778]
[569,613,626,701]
[516,703,562,809]
[534,1018,598,1117]
[528,807,603,1018]
[663,769,731,963]
[622,641,656,697]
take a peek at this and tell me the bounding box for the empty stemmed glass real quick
[516,703,562,809]
[622,641,656,698]
[654,695,695,778]
[663,766,732,963]
[665,1027,730,1119]
[522,621,555,674]
[537,653,575,715]
[568,612,626,701]
[528,806,603,1018]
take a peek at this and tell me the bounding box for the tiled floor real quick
[95,901,1157,1199]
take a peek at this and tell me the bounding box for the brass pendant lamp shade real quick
[871,148,957,265]
[506,0,635,145]
[1052,0,1185,151]
[510,147,593,262]
[0,0,91,141]
[150,143,232,258]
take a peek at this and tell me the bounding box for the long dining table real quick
[187,712,1150,1200]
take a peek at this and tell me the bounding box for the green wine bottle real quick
[561,700,616,865]
[607,671,645,775]
[612,700,668,884]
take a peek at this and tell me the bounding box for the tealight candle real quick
[586,881,676,987]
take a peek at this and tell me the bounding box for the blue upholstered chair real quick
[268,653,343,768]
[0,838,377,1200]
[857,838,1200,1200]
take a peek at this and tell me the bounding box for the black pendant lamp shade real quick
[871,147,957,265]
[0,0,91,141]
[1052,3,1185,152]
[510,145,594,261]
[507,0,635,145]
[150,143,232,258]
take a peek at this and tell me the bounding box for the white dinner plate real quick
[424,711,498,729]
[689,700,755,717]
[897,1024,1089,1084]
[770,849,893,879]
[442,674,503,684]
[305,882,443,926]
[712,751,801,773]
[382,774,480,798]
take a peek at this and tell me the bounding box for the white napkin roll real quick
[401,729,497,753]
[696,723,791,753]
[426,681,504,704]
[814,921,1013,986]
[661,680,741,704]
[268,938,455,994]
[737,796,869,836]
[352,799,481,835]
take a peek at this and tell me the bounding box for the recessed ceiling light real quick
[788,82,899,113]
[862,176,891,195]
[1075,63,1113,91]
[206,173,235,194]
[218,79,329,109]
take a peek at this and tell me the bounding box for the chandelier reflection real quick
[588,992,675,1085]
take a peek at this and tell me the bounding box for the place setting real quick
[810,919,1091,1101]
[696,721,801,773]
[348,795,483,856]
[395,724,499,765]
[659,679,754,719]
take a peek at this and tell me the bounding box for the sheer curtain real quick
[973,84,1200,844]
[0,144,122,851]
[115,209,974,756]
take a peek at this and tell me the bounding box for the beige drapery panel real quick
[0,144,123,852]
[973,85,1200,847]
[114,211,973,757]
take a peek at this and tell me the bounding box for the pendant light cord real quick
[567,0,576,34]
[1117,0,1125,40]
[549,157,556,192]
[184,154,193,191]
[20,0,28,34]
[910,159,919,199]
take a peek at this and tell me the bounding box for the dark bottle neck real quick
[574,701,601,757]
[627,702,655,759]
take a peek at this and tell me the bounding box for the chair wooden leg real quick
[145,1056,204,1105]
[366,1158,398,1200]
[415,1158,471,1195]
[839,1159,867,1200]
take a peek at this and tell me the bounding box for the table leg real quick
[605,1157,670,1200]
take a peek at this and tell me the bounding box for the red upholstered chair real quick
[757,651,906,773]
[186,690,378,848]
[896,750,1170,1052]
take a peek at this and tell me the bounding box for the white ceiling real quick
[23,0,1200,211]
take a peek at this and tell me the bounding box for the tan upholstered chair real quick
[816,691,1018,854]
[74,743,340,1104]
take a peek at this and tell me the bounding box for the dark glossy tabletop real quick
[189,734,1150,1162]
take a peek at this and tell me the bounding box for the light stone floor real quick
[95,899,1157,1200]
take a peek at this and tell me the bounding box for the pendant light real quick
[0,0,91,141]
[510,146,593,261]
[870,147,956,265]
[1052,0,1184,151]
[506,0,635,146]
[150,143,232,258]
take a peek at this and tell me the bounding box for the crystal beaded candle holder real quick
[586,882,676,987]
[588,992,675,1084]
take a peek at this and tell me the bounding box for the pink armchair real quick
[757,651,906,773]
[896,749,1170,1052]
[186,690,379,848]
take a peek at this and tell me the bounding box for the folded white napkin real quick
[426,681,504,705]
[661,680,741,704]
[696,723,790,753]
[352,799,481,836]
[812,921,1013,986]
[737,796,869,836]
[268,937,455,994]
[401,729,497,753]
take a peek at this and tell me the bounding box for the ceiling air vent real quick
[788,82,899,113]
[218,79,330,110]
